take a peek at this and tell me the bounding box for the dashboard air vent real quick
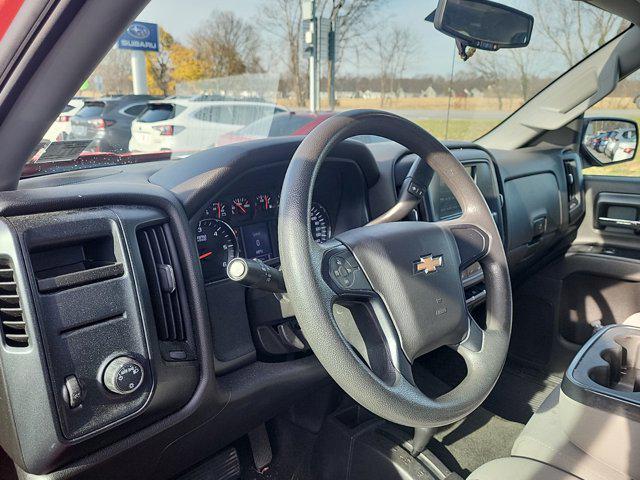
[0,262,28,347]
[137,224,187,342]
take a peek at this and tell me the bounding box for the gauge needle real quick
[234,201,246,214]
[199,251,213,260]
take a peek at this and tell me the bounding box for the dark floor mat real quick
[428,406,523,478]
[483,363,562,424]
[0,448,16,480]
[414,347,563,425]
[237,418,317,480]
[412,357,525,477]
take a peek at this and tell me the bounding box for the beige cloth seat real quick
[510,387,631,480]
[468,457,581,480]
[624,312,640,327]
[470,313,640,479]
[470,387,628,480]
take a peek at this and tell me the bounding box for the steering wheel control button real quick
[326,250,370,293]
[103,357,144,395]
[63,375,82,408]
[329,256,356,288]
[408,181,426,199]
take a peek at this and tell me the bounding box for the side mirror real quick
[582,118,638,166]
[427,0,534,52]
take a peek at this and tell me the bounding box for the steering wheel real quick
[278,110,511,428]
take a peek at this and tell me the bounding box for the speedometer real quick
[196,219,238,281]
[310,203,331,243]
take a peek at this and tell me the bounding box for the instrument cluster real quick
[196,190,332,282]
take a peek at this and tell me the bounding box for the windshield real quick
[30,0,628,176]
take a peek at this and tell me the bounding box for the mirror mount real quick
[455,39,476,62]
[426,0,534,59]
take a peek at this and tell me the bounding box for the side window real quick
[583,73,640,177]
[123,104,147,117]
[193,106,221,123]
[234,106,257,126]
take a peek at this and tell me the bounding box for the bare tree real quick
[189,11,263,79]
[146,28,175,96]
[369,25,416,107]
[260,0,306,106]
[320,0,388,102]
[333,0,387,67]
[532,0,630,69]
[472,53,506,109]
[91,49,132,95]
[509,49,537,102]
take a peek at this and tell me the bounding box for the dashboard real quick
[196,193,331,282]
[191,156,370,283]
[0,135,582,480]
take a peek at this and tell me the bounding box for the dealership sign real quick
[117,22,159,52]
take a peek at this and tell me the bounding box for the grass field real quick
[416,113,640,178]
[281,96,638,112]
[583,159,640,176]
[414,118,501,141]
[285,94,640,177]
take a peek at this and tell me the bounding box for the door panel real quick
[563,175,640,341]
[507,176,640,372]
[577,176,640,250]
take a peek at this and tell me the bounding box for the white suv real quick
[43,98,86,142]
[129,100,287,154]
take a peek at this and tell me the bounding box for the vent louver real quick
[0,262,28,347]
[137,224,187,342]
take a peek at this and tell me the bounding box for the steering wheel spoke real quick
[315,240,415,386]
[452,313,486,362]
[443,217,491,270]
[331,289,415,388]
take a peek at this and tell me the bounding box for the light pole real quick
[303,0,319,112]
[131,50,148,95]
[328,0,344,111]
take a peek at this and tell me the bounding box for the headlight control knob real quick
[103,356,144,395]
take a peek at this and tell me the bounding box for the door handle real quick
[598,217,640,231]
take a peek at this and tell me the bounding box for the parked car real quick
[596,130,616,153]
[604,129,628,158]
[610,128,637,161]
[42,98,86,142]
[216,111,335,146]
[588,131,608,151]
[129,100,287,153]
[68,95,157,153]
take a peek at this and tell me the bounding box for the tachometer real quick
[310,203,331,243]
[196,219,238,281]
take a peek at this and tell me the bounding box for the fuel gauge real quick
[255,193,277,216]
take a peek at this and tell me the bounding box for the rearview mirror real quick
[428,0,534,52]
[582,118,638,166]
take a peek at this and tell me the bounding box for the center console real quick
[557,325,640,477]
[512,324,640,479]
[563,324,640,417]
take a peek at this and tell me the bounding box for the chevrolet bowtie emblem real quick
[413,255,443,275]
